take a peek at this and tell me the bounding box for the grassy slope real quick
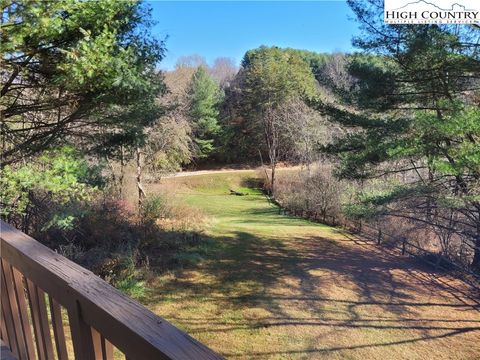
[146,172,480,360]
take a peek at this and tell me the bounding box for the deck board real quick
[0,339,17,360]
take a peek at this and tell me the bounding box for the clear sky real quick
[148,1,361,70]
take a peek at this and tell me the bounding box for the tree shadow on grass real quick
[217,325,480,358]
[337,230,480,309]
[144,226,480,358]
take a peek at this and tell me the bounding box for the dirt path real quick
[147,172,480,360]
[164,165,301,178]
[166,168,258,178]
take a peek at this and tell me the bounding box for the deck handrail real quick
[0,220,223,360]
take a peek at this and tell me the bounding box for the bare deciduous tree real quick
[175,54,207,69]
[261,97,328,193]
[209,57,238,87]
[279,98,329,171]
[319,52,355,93]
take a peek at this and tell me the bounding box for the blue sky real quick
[148,1,361,70]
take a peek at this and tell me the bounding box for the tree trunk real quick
[471,234,480,273]
[119,145,125,198]
[106,156,117,191]
[270,162,276,195]
[136,146,146,208]
[258,149,270,191]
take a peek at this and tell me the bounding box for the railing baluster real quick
[49,295,69,360]
[26,279,55,360]
[91,328,114,360]
[1,306,9,346]
[36,287,55,360]
[91,327,106,359]
[26,278,45,360]
[1,260,27,359]
[101,335,114,360]
[10,266,37,359]
[67,302,96,360]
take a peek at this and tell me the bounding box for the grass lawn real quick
[145,172,480,360]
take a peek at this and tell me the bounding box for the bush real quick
[140,195,173,224]
[140,193,207,233]
[2,148,211,294]
[115,277,148,300]
[264,166,344,225]
[0,146,102,235]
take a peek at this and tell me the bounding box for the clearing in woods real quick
[146,171,480,360]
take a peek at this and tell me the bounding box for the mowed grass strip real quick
[146,172,480,360]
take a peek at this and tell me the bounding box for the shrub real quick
[2,149,211,294]
[115,277,148,300]
[265,166,344,225]
[0,146,102,235]
[140,195,173,224]
[140,193,207,233]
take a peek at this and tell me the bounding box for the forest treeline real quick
[1,0,479,287]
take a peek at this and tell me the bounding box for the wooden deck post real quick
[67,300,97,360]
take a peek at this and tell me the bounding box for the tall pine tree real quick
[319,0,480,271]
[188,67,224,159]
[1,0,166,165]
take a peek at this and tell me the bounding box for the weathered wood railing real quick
[0,220,223,360]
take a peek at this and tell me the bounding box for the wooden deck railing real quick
[0,220,223,360]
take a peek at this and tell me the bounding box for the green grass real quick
[144,171,480,360]
[176,171,335,236]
